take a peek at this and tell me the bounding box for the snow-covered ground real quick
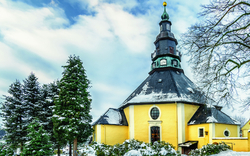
[53,150,250,156]
[211,150,250,156]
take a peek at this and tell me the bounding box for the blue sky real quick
[0,0,249,126]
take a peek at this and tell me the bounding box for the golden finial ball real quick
[163,2,167,6]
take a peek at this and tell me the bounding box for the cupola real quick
[151,2,182,72]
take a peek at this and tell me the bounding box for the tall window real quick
[151,126,160,143]
[199,128,204,137]
[150,107,159,120]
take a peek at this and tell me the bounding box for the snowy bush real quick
[0,142,14,156]
[80,139,180,156]
[188,142,231,156]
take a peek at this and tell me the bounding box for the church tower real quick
[151,2,181,72]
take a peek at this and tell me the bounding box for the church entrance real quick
[151,126,160,143]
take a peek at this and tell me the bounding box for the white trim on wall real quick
[177,103,185,144]
[148,105,161,120]
[148,105,162,143]
[223,128,230,137]
[148,124,162,143]
[198,127,205,138]
[129,105,134,139]
[97,124,101,143]
[237,125,240,137]
[209,123,215,143]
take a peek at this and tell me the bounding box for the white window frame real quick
[223,129,230,137]
[148,105,161,120]
[160,59,167,66]
[198,127,205,138]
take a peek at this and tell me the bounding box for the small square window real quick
[199,128,204,137]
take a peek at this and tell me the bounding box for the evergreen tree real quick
[21,118,53,156]
[53,55,93,156]
[22,73,42,130]
[1,80,26,150]
[41,81,62,151]
[0,142,14,156]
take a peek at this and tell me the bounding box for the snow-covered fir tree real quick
[21,118,53,156]
[41,81,62,150]
[1,80,26,150]
[22,73,42,130]
[53,55,93,156]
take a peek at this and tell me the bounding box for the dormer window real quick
[160,59,167,66]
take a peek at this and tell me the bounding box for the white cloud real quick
[1,0,242,123]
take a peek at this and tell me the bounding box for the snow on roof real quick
[92,108,128,126]
[206,116,218,123]
[120,69,211,108]
[188,106,240,125]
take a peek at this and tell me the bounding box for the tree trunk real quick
[73,138,77,156]
[20,142,23,153]
[69,143,72,156]
[57,145,60,156]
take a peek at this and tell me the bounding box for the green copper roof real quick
[161,2,169,21]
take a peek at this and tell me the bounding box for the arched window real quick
[151,126,160,143]
[160,59,167,66]
[172,59,178,67]
[152,62,156,69]
[150,107,159,120]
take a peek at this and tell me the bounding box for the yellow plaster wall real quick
[123,107,130,138]
[133,105,150,143]
[96,125,128,145]
[124,107,130,125]
[242,120,250,137]
[160,104,178,149]
[133,104,178,149]
[215,124,238,137]
[184,104,200,141]
[103,125,128,145]
[212,139,249,152]
[188,124,210,149]
[248,132,250,151]
[101,125,105,143]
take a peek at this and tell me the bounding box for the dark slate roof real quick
[92,108,128,126]
[188,105,240,125]
[120,68,209,108]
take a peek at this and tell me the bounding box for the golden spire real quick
[163,1,167,6]
[161,1,169,21]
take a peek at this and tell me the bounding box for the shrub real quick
[188,142,231,156]
[80,139,180,156]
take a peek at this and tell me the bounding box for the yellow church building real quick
[92,2,248,154]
